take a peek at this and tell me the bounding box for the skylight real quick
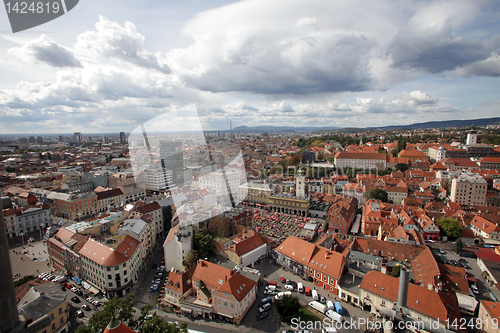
[218,279,223,284]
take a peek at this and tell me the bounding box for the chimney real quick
[397,268,409,308]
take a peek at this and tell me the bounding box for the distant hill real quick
[231,125,340,133]
[316,117,500,134]
[370,117,500,131]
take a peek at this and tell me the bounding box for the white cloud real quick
[75,16,170,74]
[9,35,81,68]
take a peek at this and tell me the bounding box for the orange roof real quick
[479,157,500,163]
[276,235,345,280]
[361,271,462,323]
[192,260,232,290]
[79,236,139,266]
[218,270,257,302]
[230,232,265,256]
[412,247,440,287]
[481,300,500,321]
[471,215,500,234]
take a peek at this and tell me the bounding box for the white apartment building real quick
[334,151,387,170]
[143,167,174,191]
[3,205,52,237]
[198,168,245,205]
[163,224,193,272]
[79,236,141,298]
[450,172,487,206]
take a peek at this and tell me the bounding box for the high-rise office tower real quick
[159,140,183,188]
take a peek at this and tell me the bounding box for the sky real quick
[0,0,499,134]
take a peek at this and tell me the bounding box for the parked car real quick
[471,285,479,294]
[76,310,84,318]
[71,296,81,303]
[71,287,78,293]
[257,311,270,321]
[281,277,286,283]
[439,249,446,254]
[86,297,93,303]
[284,285,294,291]
[82,304,91,311]
[319,296,326,304]
[263,289,276,295]
[259,302,272,313]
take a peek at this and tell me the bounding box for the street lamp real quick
[39,224,43,241]
[20,232,24,248]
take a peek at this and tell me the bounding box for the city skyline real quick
[1,0,500,134]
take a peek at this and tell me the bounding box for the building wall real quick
[39,300,70,333]
[478,302,500,333]
[80,244,141,298]
[450,177,487,206]
[240,243,267,267]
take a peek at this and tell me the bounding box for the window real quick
[224,301,227,308]
[60,317,64,324]
[51,324,56,331]
[58,308,62,314]
[107,267,111,271]
[50,313,54,320]
[366,293,370,299]
[108,275,111,279]
[124,270,127,275]
[109,282,113,287]
[231,304,234,310]
[123,263,126,268]
[115,266,119,270]
[381,299,386,306]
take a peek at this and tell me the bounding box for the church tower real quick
[466,124,477,146]
[296,169,306,197]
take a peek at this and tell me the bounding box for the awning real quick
[180,307,193,314]
[72,276,81,284]
[88,286,99,294]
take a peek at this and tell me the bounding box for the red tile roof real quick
[361,271,462,323]
[79,236,139,266]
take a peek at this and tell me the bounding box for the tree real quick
[364,188,389,202]
[194,227,214,259]
[208,216,231,237]
[75,296,186,333]
[288,154,301,166]
[454,238,464,254]
[274,295,300,322]
[394,163,408,172]
[183,250,198,269]
[141,314,188,333]
[437,217,463,241]
[390,265,401,278]
[322,220,329,232]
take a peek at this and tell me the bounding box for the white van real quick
[311,289,318,301]
[297,282,304,293]
[265,285,276,291]
[274,291,292,300]
[325,309,343,323]
[326,300,334,310]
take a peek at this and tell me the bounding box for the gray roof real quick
[117,218,147,236]
[18,294,66,322]
[347,250,383,265]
